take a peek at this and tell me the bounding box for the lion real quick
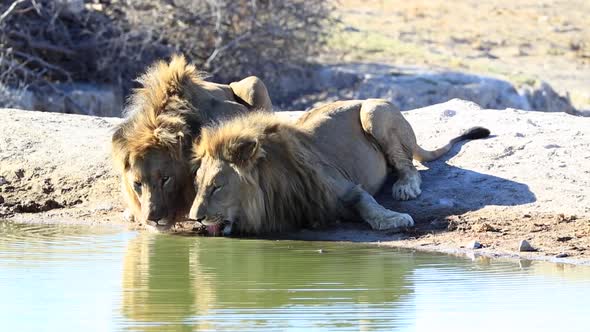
[111,54,272,229]
[188,99,489,236]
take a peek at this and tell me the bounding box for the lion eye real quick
[211,185,222,195]
[133,181,142,193]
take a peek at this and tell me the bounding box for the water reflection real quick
[121,234,416,331]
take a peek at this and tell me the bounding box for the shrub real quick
[0,0,334,107]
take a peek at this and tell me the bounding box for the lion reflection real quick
[121,234,415,330]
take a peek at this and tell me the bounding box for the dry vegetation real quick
[0,0,333,106]
[330,0,590,110]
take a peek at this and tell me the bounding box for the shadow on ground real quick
[284,140,536,242]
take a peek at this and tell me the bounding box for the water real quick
[1,221,589,332]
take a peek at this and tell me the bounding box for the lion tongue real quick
[206,223,222,236]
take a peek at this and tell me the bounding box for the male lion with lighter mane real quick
[112,55,272,229]
[189,99,489,236]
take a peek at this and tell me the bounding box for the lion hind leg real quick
[344,185,414,231]
[229,76,273,112]
[359,99,422,201]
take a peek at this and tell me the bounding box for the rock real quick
[518,240,537,252]
[437,198,455,207]
[57,0,84,16]
[343,26,360,33]
[291,64,581,115]
[519,80,578,115]
[15,169,25,179]
[0,177,7,186]
[474,223,500,233]
[356,70,530,111]
[447,220,459,231]
[555,253,569,258]
[92,203,113,212]
[557,214,578,223]
[0,195,4,204]
[467,240,483,249]
[29,83,122,117]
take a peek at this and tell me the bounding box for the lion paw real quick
[372,211,414,231]
[392,179,421,201]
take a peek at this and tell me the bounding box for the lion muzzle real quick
[199,218,234,236]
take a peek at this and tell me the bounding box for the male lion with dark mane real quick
[112,54,272,229]
[189,99,489,236]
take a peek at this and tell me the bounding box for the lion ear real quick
[263,123,280,135]
[225,138,259,166]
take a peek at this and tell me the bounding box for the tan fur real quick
[193,113,337,234]
[190,100,489,235]
[112,55,273,227]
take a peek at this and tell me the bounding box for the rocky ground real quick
[1,99,589,264]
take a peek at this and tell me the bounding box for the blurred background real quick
[1,0,588,116]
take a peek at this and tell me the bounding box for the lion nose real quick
[189,203,207,221]
[146,207,164,221]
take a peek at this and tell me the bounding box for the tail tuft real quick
[460,126,490,140]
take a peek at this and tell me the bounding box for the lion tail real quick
[412,126,490,162]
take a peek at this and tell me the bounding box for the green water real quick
[1,222,589,332]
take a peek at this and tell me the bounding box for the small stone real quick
[557,214,578,223]
[442,109,457,117]
[0,195,4,204]
[475,223,499,232]
[14,169,25,179]
[92,203,113,212]
[556,236,573,242]
[317,249,324,254]
[122,209,135,223]
[437,198,455,207]
[467,240,482,249]
[447,220,458,231]
[555,253,569,258]
[518,240,536,252]
[343,26,360,33]
[0,176,7,186]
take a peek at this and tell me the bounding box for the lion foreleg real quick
[343,185,414,231]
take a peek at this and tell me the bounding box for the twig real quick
[204,32,253,69]
[8,31,75,56]
[12,50,72,81]
[0,0,27,24]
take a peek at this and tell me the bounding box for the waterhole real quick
[1,221,589,331]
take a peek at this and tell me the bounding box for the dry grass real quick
[330,0,590,109]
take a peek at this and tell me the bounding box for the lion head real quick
[112,55,205,229]
[188,113,336,236]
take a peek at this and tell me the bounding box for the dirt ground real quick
[329,0,590,111]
